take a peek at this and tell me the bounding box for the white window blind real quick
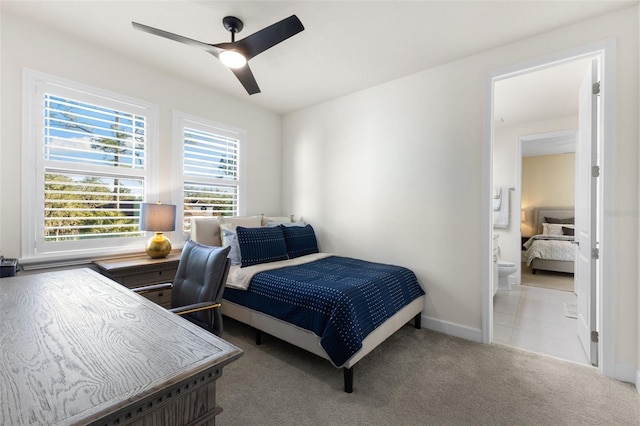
[174,112,245,234]
[44,95,146,169]
[22,70,159,261]
[43,95,146,241]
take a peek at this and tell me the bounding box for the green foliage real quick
[44,173,141,242]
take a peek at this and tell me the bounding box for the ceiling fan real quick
[132,15,304,95]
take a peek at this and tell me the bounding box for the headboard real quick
[532,207,575,235]
[190,217,223,247]
[189,214,296,247]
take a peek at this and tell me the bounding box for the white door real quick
[575,59,598,366]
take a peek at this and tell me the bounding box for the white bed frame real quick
[530,207,575,274]
[190,217,425,392]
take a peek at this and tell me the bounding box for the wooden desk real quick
[0,268,243,425]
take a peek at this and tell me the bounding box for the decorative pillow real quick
[281,224,319,259]
[562,226,575,236]
[236,226,288,267]
[219,220,261,266]
[221,227,241,265]
[544,216,574,224]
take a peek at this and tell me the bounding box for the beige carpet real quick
[216,318,640,425]
[521,262,574,292]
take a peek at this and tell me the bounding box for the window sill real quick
[20,244,184,272]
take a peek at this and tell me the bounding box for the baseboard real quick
[422,315,482,343]
[611,362,637,386]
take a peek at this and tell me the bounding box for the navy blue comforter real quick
[223,256,425,367]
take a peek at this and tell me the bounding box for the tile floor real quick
[493,284,590,366]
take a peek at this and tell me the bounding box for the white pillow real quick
[542,223,574,236]
[279,221,307,227]
[261,215,293,226]
[218,215,262,228]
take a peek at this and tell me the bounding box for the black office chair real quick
[134,240,231,336]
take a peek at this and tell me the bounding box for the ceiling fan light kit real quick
[132,14,304,95]
[219,50,247,68]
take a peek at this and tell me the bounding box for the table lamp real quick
[140,202,176,258]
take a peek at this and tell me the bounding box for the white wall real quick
[282,7,639,379]
[636,4,640,392]
[0,10,283,260]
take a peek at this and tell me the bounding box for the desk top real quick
[0,268,243,425]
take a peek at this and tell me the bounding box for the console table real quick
[0,268,243,425]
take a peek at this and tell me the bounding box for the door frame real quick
[482,38,617,378]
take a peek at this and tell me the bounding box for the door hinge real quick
[591,330,599,343]
[592,81,601,95]
[591,248,599,259]
[592,165,600,178]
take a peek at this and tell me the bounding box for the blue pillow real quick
[236,226,289,267]
[281,224,319,259]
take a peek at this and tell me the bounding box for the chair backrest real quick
[172,240,231,329]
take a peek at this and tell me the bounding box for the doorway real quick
[483,40,617,378]
[497,128,584,364]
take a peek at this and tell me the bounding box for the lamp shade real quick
[140,203,176,232]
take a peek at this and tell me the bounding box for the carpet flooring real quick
[216,318,640,425]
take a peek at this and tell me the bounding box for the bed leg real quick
[343,367,353,393]
[414,313,422,329]
[255,329,262,345]
[532,269,537,275]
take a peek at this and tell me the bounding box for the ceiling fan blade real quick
[132,22,222,58]
[230,65,261,95]
[219,15,304,60]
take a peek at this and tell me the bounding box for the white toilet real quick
[497,261,517,291]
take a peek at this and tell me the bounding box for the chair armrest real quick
[132,282,173,295]
[170,301,221,316]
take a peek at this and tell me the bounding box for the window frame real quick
[172,111,246,244]
[22,69,160,263]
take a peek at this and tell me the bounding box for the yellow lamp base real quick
[146,232,172,259]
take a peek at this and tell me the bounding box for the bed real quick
[190,216,426,393]
[523,207,576,275]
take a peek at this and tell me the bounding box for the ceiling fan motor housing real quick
[223,16,244,35]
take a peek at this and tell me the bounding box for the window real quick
[173,112,245,235]
[23,70,159,261]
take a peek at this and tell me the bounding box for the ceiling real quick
[3,0,637,116]
[521,130,577,157]
[495,57,591,157]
